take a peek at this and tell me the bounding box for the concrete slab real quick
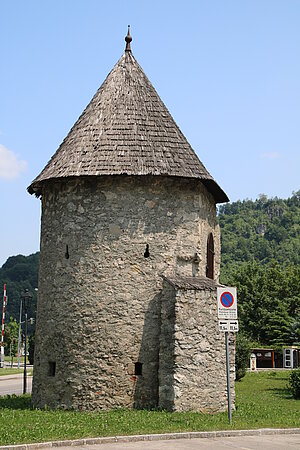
[1,429,300,450]
[49,434,300,449]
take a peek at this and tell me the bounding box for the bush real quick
[235,333,251,381]
[28,335,35,365]
[289,368,300,399]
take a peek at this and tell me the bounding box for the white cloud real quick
[0,144,27,180]
[260,151,280,160]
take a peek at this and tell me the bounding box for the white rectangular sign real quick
[218,319,239,333]
[217,287,237,320]
[219,320,229,332]
[229,320,239,332]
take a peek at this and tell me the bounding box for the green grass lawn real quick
[0,371,299,445]
[235,370,299,429]
[4,355,26,362]
[0,368,24,376]
[0,368,33,376]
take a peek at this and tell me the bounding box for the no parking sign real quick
[217,287,237,320]
[217,286,238,426]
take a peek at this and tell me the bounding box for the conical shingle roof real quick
[28,40,228,203]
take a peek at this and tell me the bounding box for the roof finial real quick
[125,25,132,52]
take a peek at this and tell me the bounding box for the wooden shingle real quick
[28,48,228,203]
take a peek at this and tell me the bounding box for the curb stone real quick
[1,428,300,450]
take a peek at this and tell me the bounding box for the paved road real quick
[0,374,32,396]
[55,434,300,450]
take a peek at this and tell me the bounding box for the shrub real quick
[28,334,35,365]
[289,368,300,399]
[235,333,251,381]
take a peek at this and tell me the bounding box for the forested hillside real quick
[219,191,300,348]
[0,253,39,321]
[219,191,300,276]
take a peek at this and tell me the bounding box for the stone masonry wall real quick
[159,281,235,412]
[32,175,221,410]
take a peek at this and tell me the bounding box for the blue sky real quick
[0,0,299,266]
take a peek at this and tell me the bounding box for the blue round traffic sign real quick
[220,291,234,308]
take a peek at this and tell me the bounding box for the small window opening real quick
[65,244,69,259]
[48,361,56,377]
[206,233,214,279]
[144,244,150,258]
[192,253,200,277]
[134,362,143,376]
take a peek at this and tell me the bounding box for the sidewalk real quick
[0,428,299,450]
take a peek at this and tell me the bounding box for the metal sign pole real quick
[1,284,7,368]
[17,299,22,369]
[217,286,237,425]
[225,331,232,425]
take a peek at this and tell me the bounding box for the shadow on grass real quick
[0,394,31,410]
[266,387,293,400]
[266,376,289,381]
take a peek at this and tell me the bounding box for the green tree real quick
[219,191,300,273]
[4,317,19,366]
[265,306,293,348]
[290,314,300,345]
[0,252,39,324]
[235,333,251,381]
[221,261,300,347]
[28,334,35,365]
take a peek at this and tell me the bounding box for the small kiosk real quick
[283,347,300,369]
[250,348,275,368]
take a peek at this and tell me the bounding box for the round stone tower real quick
[29,29,231,412]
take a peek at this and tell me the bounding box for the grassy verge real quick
[4,356,26,363]
[0,368,33,376]
[0,368,24,376]
[0,371,299,445]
